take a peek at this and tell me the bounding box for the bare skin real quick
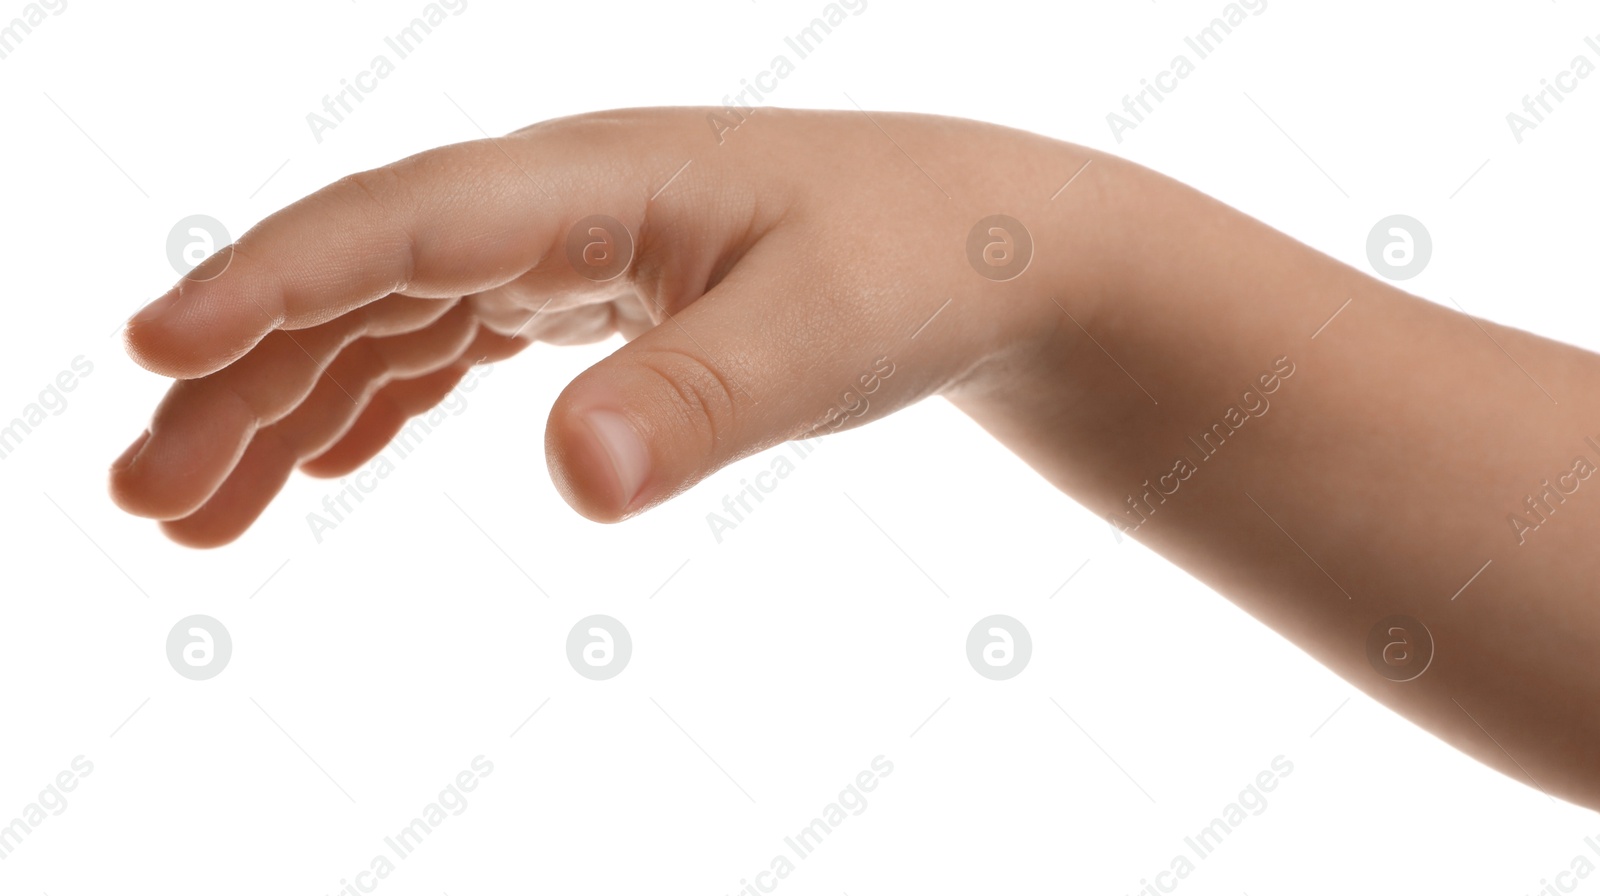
[109,107,1600,811]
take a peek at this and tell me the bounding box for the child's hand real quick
[110,107,1109,546]
[108,105,1600,811]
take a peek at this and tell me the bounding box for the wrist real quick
[944,144,1140,402]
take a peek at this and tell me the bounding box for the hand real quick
[109,106,1114,546]
[108,104,1600,811]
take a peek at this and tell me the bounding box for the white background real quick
[2,0,1598,893]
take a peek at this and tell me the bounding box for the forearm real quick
[951,152,1600,809]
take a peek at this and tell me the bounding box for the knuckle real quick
[512,108,650,143]
[331,165,419,291]
[335,166,406,211]
[182,370,273,429]
[631,347,741,458]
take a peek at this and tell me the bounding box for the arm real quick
[109,107,1600,809]
[950,151,1600,810]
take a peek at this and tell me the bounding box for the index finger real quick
[124,117,685,379]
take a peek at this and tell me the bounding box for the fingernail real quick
[582,409,649,507]
[111,430,150,473]
[130,291,179,328]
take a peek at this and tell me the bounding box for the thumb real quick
[544,251,950,523]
